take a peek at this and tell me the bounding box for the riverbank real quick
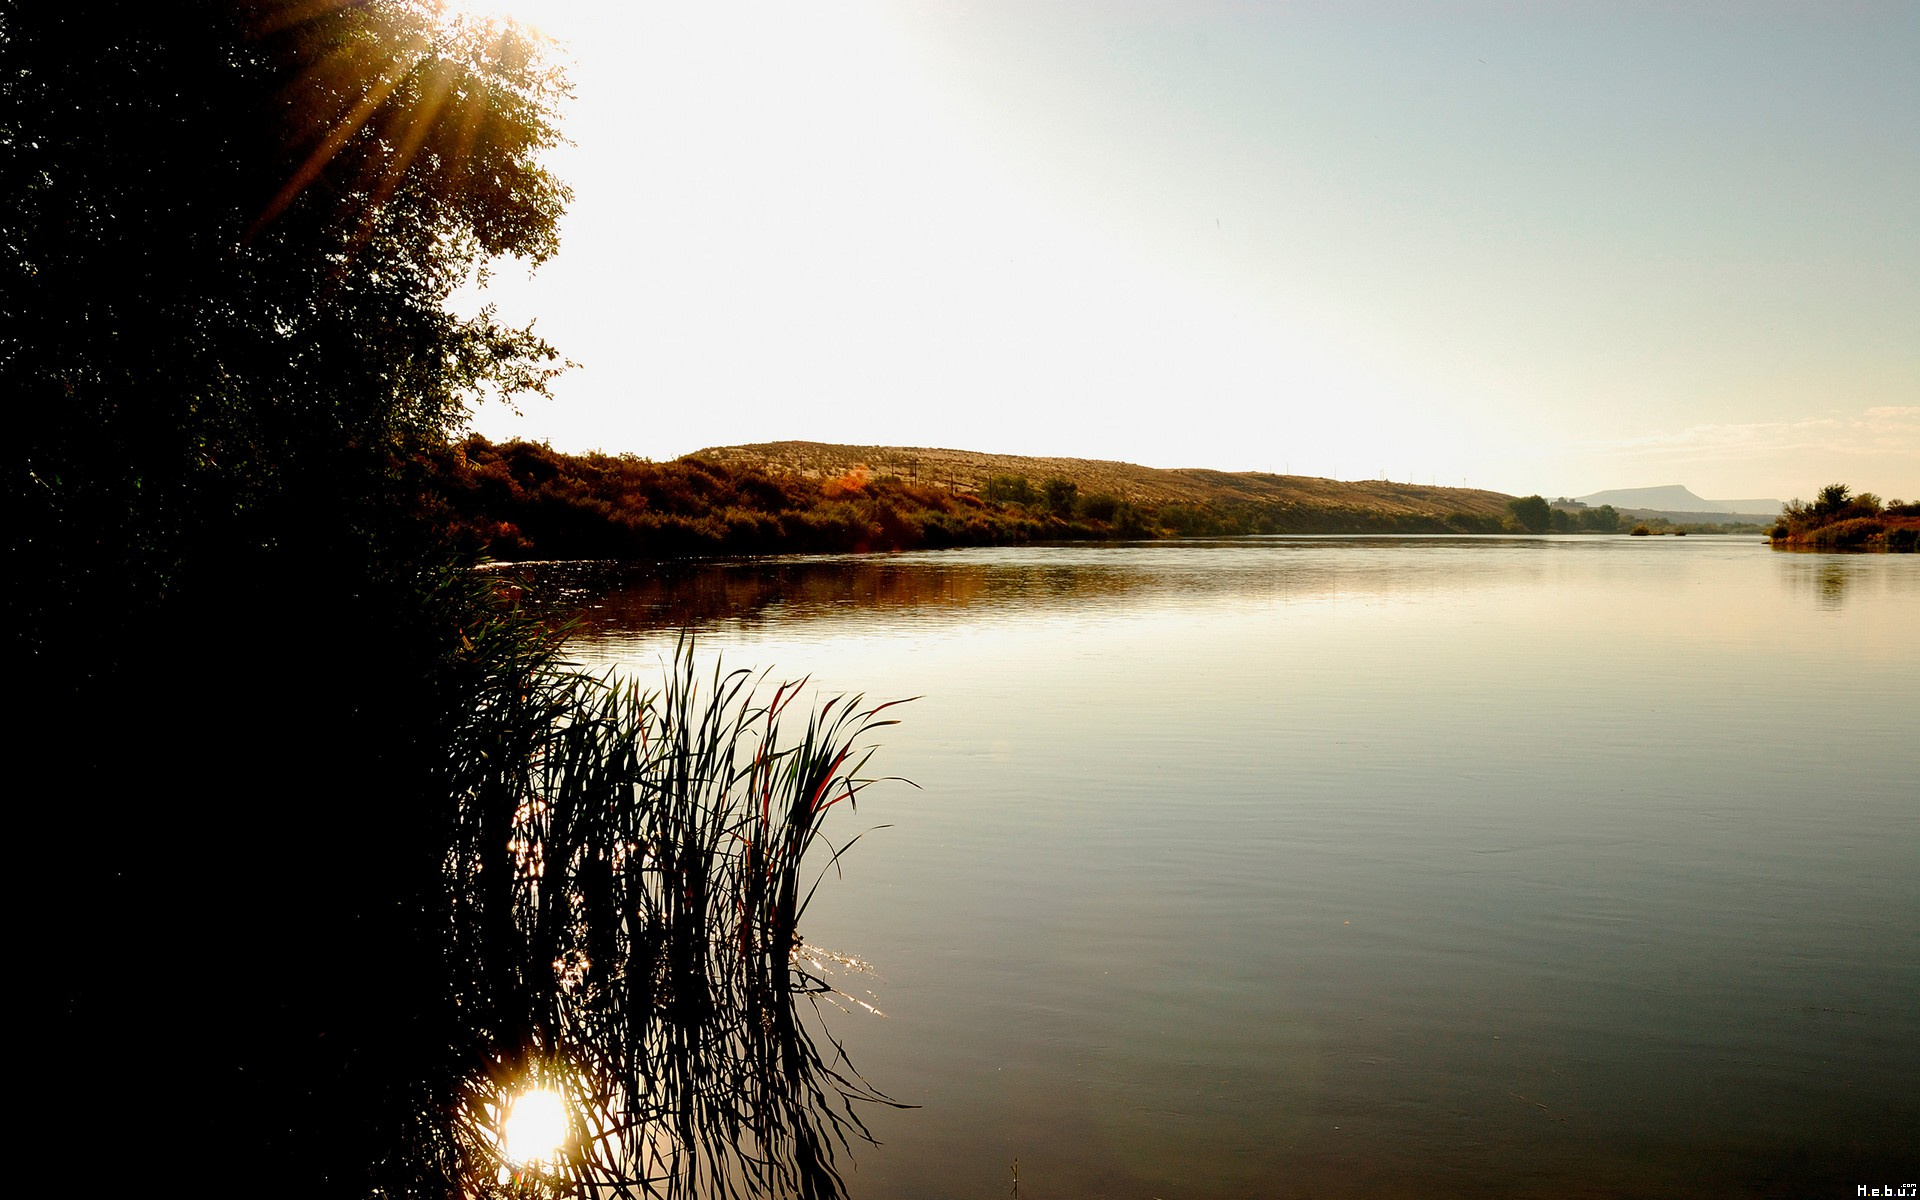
[1772,516,1920,551]
[1768,485,1920,551]
[429,437,1532,559]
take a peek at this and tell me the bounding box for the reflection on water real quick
[1799,558,1859,610]
[527,537,1919,1199]
[504,536,1567,641]
[1769,549,1920,614]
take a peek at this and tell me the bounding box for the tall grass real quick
[415,610,908,1198]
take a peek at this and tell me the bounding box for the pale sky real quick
[459,0,1917,502]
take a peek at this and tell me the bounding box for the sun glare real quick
[442,0,582,40]
[501,1087,571,1166]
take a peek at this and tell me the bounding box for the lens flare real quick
[501,1087,570,1165]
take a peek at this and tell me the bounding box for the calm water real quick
[524,536,1918,1198]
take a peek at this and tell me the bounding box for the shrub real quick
[1806,518,1884,549]
[1041,477,1079,518]
[1112,502,1154,538]
[1506,494,1552,533]
[1580,505,1621,533]
[981,474,1037,505]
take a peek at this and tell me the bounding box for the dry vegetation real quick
[1770,484,1920,551]
[699,440,1515,521]
[428,438,1522,560]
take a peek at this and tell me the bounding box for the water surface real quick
[526,536,1918,1198]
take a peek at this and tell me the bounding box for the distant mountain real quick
[1574,485,1781,517]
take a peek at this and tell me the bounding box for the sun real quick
[501,1087,571,1166]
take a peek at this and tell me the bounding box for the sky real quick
[457,0,1917,502]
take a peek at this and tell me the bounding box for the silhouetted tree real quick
[4,2,571,1192]
[6,0,568,666]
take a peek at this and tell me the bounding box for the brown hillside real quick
[694,441,1515,522]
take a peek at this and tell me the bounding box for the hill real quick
[695,441,1515,527]
[426,438,1522,561]
[1575,485,1781,517]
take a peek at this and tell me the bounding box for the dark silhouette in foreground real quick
[8,4,900,1195]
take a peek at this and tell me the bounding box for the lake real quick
[518,535,1918,1198]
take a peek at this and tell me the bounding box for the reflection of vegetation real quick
[503,559,1010,634]
[501,541,1559,644]
[1815,562,1852,609]
[508,558,1113,637]
[1771,485,1920,552]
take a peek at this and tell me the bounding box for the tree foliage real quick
[4,0,570,663]
[1042,476,1080,518]
[1581,503,1621,533]
[1505,494,1551,533]
[980,473,1038,505]
[1774,484,1917,551]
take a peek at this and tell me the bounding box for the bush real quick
[1112,502,1154,538]
[981,474,1037,505]
[1805,518,1885,549]
[1041,477,1079,518]
[1774,483,1916,550]
[1506,495,1551,533]
[1580,505,1622,533]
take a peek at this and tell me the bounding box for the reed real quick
[419,622,909,1199]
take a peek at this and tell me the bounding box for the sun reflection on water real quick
[500,1087,570,1167]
